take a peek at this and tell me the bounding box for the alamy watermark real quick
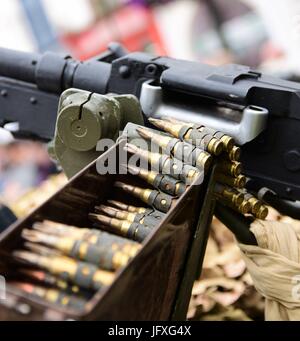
[95,135,205,186]
[292,275,300,301]
[0,275,6,300]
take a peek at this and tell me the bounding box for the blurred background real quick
[1,0,300,321]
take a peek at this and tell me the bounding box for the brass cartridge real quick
[126,164,186,196]
[164,117,235,152]
[125,144,201,184]
[13,251,115,291]
[22,229,138,271]
[214,183,244,206]
[12,282,87,310]
[217,161,242,177]
[114,182,174,213]
[19,269,91,298]
[136,127,212,172]
[97,205,160,227]
[106,200,150,214]
[89,214,152,243]
[149,118,224,156]
[215,174,246,189]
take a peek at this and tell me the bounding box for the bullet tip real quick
[124,143,140,155]
[89,213,111,226]
[19,269,44,282]
[24,242,61,257]
[148,118,160,123]
[114,182,134,192]
[98,206,119,217]
[126,164,140,175]
[13,250,39,264]
[22,229,42,243]
[107,200,125,209]
[148,118,165,128]
[136,127,153,140]
[114,181,125,189]
[11,282,34,294]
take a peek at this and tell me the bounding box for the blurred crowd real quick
[1,0,300,206]
[0,142,58,205]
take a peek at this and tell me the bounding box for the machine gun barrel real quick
[0,47,111,94]
[0,48,40,84]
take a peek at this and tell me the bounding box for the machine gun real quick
[0,43,299,218]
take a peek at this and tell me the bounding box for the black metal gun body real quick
[0,45,300,204]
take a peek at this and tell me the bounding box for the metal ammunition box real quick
[0,141,215,321]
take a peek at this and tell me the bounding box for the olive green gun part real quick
[89,214,152,243]
[50,89,144,178]
[136,127,212,172]
[126,164,186,196]
[97,205,160,228]
[125,144,201,184]
[33,221,141,254]
[214,183,244,207]
[164,117,235,152]
[13,251,115,292]
[115,182,174,214]
[11,282,87,311]
[22,229,138,271]
[217,161,242,177]
[19,269,91,298]
[215,173,246,189]
[148,118,224,156]
[106,200,150,214]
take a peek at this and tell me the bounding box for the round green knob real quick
[57,105,102,152]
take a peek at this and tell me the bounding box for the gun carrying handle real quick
[140,81,269,145]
